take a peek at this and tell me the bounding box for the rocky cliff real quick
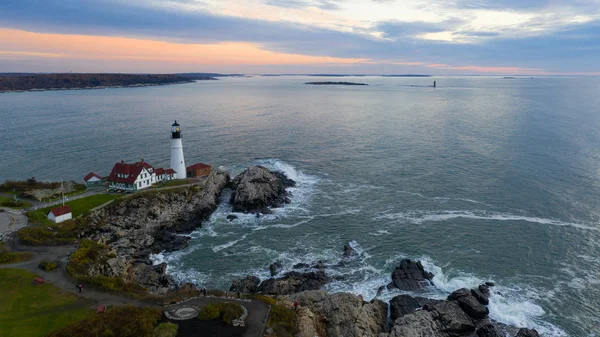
[78,169,230,293]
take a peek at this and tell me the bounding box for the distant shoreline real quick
[305,81,368,86]
[0,73,215,93]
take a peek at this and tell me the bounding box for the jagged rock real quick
[388,300,475,337]
[479,283,492,297]
[477,323,504,337]
[516,328,541,337]
[471,288,490,305]
[230,166,295,213]
[448,288,489,320]
[376,286,385,297]
[269,261,283,276]
[128,263,175,293]
[390,295,444,321]
[258,271,330,295]
[387,259,434,291]
[312,260,327,270]
[293,263,310,269]
[230,275,261,293]
[226,214,238,221]
[343,242,354,257]
[287,290,388,337]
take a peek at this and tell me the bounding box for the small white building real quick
[83,172,102,187]
[48,205,72,223]
[107,159,175,192]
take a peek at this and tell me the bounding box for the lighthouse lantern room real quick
[170,120,187,179]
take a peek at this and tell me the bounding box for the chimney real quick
[141,158,144,162]
[121,160,124,164]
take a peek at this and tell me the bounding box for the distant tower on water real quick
[170,120,187,179]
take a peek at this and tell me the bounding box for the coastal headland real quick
[0,166,542,337]
[305,81,368,86]
[0,73,216,93]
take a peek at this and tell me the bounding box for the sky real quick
[1,0,599,75]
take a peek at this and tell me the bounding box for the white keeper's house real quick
[107,159,175,192]
[48,205,72,223]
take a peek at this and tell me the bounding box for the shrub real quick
[0,243,33,264]
[221,303,244,325]
[197,304,221,321]
[197,303,244,324]
[249,294,276,305]
[152,322,178,337]
[47,306,161,337]
[39,260,58,271]
[267,304,298,336]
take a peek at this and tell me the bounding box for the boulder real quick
[448,288,489,320]
[287,290,388,337]
[343,242,354,257]
[293,263,310,269]
[230,166,296,213]
[387,259,434,291]
[477,323,504,337]
[389,300,475,337]
[269,261,283,276]
[312,260,327,270]
[258,271,330,295]
[390,295,444,321]
[516,328,541,337]
[471,288,490,305]
[226,214,238,221]
[230,275,261,293]
[128,263,175,293]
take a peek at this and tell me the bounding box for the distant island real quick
[305,81,368,86]
[0,73,214,93]
[382,74,432,77]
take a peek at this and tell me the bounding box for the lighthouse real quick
[170,120,186,179]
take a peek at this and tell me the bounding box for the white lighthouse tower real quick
[170,120,187,179]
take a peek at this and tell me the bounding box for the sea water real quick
[2,76,600,336]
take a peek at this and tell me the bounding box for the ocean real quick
[2,76,600,336]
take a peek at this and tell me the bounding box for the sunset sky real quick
[1,0,599,75]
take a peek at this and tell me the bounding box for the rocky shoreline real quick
[59,165,540,336]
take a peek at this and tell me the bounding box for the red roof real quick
[83,172,102,182]
[165,168,176,175]
[136,160,153,170]
[108,161,148,184]
[187,163,211,170]
[155,168,165,175]
[50,205,72,217]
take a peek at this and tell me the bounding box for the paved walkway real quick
[1,237,270,337]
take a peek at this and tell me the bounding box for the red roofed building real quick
[108,159,176,192]
[83,172,102,187]
[186,163,212,178]
[48,205,72,223]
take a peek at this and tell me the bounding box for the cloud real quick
[0,0,600,73]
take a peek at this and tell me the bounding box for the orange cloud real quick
[0,29,369,66]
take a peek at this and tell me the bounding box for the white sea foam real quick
[376,210,599,232]
[212,234,249,252]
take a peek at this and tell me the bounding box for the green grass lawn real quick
[0,196,32,209]
[0,268,95,337]
[27,194,121,225]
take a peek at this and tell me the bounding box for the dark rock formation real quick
[516,328,541,337]
[293,263,310,269]
[388,300,476,337]
[390,295,444,321]
[387,259,434,291]
[128,263,175,294]
[269,261,282,276]
[312,260,327,270]
[286,290,388,337]
[477,323,505,337]
[472,288,490,305]
[448,288,489,320]
[226,214,238,221]
[258,270,330,295]
[343,242,354,257]
[230,166,296,214]
[229,275,261,293]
